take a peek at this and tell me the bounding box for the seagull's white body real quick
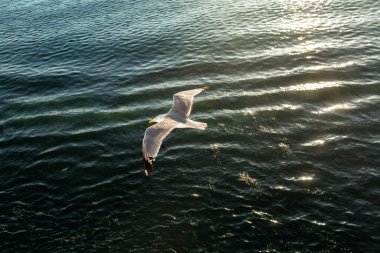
[142,87,208,176]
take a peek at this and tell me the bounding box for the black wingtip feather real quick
[143,157,153,176]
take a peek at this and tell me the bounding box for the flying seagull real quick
[142,87,208,176]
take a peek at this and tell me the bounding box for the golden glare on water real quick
[315,103,354,114]
[286,176,314,181]
[313,95,380,115]
[304,61,356,72]
[312,220,327,226]
[238,172,258,186]
[274,185,291,191]
[236,81,342,99]
[299,176,314,181]
[241,104,302,116]
[303,139,326,146]
[275,0,335,32]
[302,135,348,147]
[290,82,339,91]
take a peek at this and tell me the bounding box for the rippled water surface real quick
[1,0,380,252]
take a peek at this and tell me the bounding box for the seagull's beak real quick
[148,119,156,124]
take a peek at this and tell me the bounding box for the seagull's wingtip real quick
[201,86,209,90]
[143,157,153,176]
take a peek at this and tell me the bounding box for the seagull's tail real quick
[183,120,207,130]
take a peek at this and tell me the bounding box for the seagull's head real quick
[149,114,166,124]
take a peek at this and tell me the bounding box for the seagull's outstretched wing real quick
[142,119,179,176]
[169,87,207,117]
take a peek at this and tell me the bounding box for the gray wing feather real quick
[142,119,178,175]
[169,88,205,117]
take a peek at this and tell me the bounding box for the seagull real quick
[142,87,208,176]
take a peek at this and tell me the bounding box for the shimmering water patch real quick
[1,0,379,252]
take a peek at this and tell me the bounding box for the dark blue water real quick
[1,0,380,252]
